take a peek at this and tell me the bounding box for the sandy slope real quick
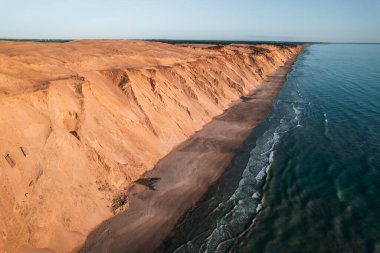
[79,55,301,253]
[0,40,301,253]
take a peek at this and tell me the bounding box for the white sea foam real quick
[255,169,266,181]
[256,204,263,213]
[252,192,261,199]
[176,70,309,253]
[293,105,302,115]
[269,150,275,163]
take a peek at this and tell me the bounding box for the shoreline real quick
[78,49,303,253]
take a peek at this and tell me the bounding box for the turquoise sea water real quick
[165,44,380,253]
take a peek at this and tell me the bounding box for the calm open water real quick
[164,44,380,253]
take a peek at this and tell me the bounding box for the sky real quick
[0,0,379,42]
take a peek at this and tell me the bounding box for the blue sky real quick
[0,0,379,42]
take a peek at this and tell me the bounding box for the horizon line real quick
[0,38,379,45]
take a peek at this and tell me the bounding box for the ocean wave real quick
[172,68,307,253]
[198,125,286,252]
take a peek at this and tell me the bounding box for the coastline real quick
[0,40,301,252]
[78,49,303,253]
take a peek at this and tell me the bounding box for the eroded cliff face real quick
[0,40,302,252]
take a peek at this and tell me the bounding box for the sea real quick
[164,44,380,253]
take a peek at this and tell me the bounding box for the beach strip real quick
[78,50,302,253]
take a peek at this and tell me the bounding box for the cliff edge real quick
[0,40,302,253]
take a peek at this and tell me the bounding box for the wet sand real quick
[78,52,301,253]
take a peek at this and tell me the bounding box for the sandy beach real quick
[78,51,302,253]
[0,40,301,252]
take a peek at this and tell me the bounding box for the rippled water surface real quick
[165,44,380,253]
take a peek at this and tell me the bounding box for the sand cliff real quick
[0,40,301,253]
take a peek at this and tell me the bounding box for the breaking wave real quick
[170,64,307,253]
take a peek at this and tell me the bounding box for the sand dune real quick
[0,40,301,253]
